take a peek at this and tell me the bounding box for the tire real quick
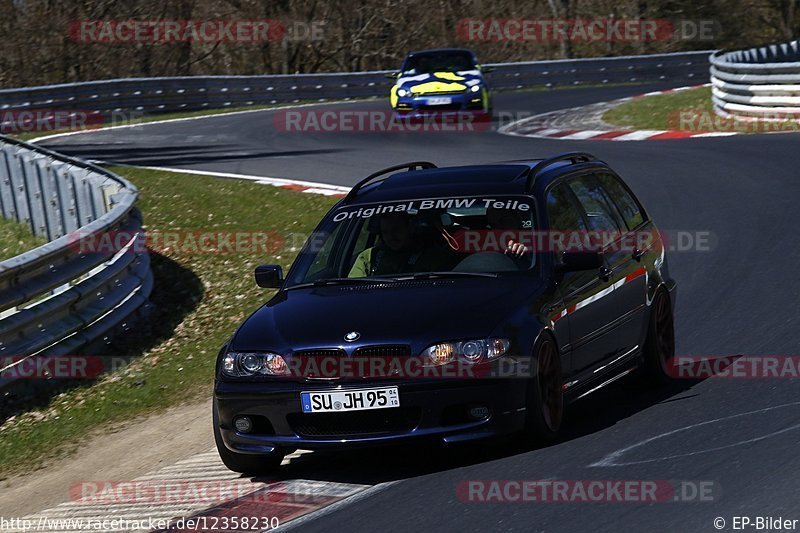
[641,288,676,384]
[521,333,564,444]
[213,403,283,475]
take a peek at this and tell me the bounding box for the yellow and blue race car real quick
[387,48,493,118]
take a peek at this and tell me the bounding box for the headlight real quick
[421,338,510,367]
[222,352,291,377]
[397,88,408,97]
[470,85,481,93]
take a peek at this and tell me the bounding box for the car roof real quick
[352,164,531,203]
[343,154,610,206]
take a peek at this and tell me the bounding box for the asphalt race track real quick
[39,82,800,532]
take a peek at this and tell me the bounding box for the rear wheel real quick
[641,288,676,384]
[522,334,564,444]
[213,403,283,475]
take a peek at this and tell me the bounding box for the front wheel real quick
[521,334,564,444]
[213,403,283,475]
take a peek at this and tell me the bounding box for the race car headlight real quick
[397,88,409,97]
[470,85,481,93]
[421,338,510,367]
[222,352,291,377]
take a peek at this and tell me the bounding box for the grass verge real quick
[603,86,714,130]
[603,86,800,133]
[0,218,46,261]
[0,167,337,478]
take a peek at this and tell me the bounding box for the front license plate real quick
[427,97,452,105]
[301,387,400,413]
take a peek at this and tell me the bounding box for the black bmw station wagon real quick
[213,152,677,474]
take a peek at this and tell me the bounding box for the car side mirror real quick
[255,264,283,288]
[384,71,400,79]
[558,251,603,272]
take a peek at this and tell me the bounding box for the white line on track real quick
[589,400,800,467]
[692,132,740,138]
[91,162,352,196]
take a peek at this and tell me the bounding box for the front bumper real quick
[215,375,528,455]
[394,91,487,114]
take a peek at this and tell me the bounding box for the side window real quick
[567,175,621,232]
[346,219,375,272]
[305,229,340,280]
[547,184,587,256]
[597,173,645,230]
[547,184,587,232]
[305,219,362,280]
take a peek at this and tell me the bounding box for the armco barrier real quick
[0,51,712,118]
[710,40,800,119]
[0,135,152,394]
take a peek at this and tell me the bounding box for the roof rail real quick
[343,161,437,202]
[525,152,599,191]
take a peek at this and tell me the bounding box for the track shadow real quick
[105,250,205,356]
[40,142,350,167]
[0,251,204,424]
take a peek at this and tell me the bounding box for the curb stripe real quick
[273,481,401,532]
[558,130,613,140]
[648,130,697,140]
[591,131,632,140]
[611,130,668,141]
[499,82,758,142]
[548,129,582,138]
[10,449,371,533]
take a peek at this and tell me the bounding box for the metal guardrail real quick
[710,40,800,119]
[0,135,152,394]
[0,51,712,117]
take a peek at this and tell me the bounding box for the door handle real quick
[632,248,645,261]
[598,267,613,281]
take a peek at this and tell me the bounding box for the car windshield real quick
[402,51,476,75]
[286,195,536,287]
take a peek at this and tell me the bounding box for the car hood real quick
[397,70,484,95]
[231,276,539,353]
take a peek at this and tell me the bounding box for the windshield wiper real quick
[287,272,497,290]
[286,277,400,290]
[396,271,499,280]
